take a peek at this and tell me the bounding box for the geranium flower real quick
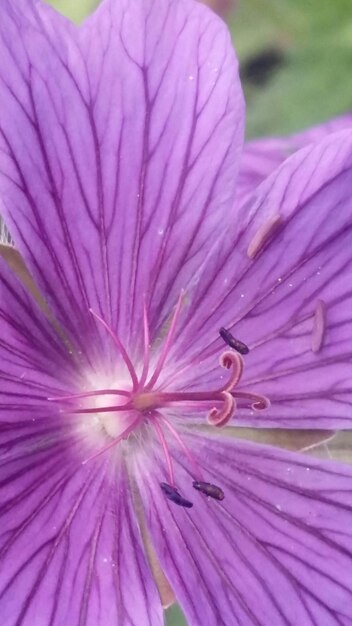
[1,1,352,625]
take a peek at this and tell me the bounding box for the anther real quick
[160,483,193,509]
[192,481,224,501]
[247,213,282,259]
[219,327,249,355]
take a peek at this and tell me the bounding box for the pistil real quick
[49,295,270,509]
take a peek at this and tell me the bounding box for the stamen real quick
[152,419,175,486]
[89,308,139,391]
[160,483,193,509]
[81,415,141,465]
[157,413,204,481]
[219,327,249,355]
[311,299,326,353]
[247,213,282,259]
[66,402,132,415]
[193,481,224,501]
[207,391,235,427]
[138,296,151,388]
[146,291,184,390]
[48,389,130,403]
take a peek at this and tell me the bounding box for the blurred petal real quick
[309,431,352,465]
[223,426,335,452]
[137,431,352,626]
[238,113,352,199]
[0,0,243,362]
[0,428,162,626]
[0,244,45,309]
[173,130,352,429]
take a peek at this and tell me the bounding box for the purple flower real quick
[0,1,352,624]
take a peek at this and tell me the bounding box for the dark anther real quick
[160,483,193,508]
[193,481,225,501]
[219,327,249,355]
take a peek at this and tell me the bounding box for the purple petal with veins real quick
[0,423,163,626]
[0,256,77,422]
[237,113,352,200]
[0,0,352,624]
[135,430,352,626]
[172,131,352,429]
[0,0,244,362]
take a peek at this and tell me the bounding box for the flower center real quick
[49,293,269,507]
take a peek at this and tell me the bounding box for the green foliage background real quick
[46,1,352,624]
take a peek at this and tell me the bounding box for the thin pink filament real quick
[90,308,139,391]
[67,403,132,415]
[151,418,175,486]
[138,297,151,389]
[81,415,141,465]
[157,413,204,481]
[146,291,184,390]
[48,389,130,402]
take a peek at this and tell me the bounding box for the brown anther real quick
[219,327,249,355]
[160,483,193,509]
[193,481,224,501]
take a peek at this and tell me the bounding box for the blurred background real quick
[46,1,352,624]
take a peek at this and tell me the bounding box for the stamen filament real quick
[146,291,184,390]
[157,413,204,481]
[81,415,141,464]
[66,402,132,415]
[90,308,139,391]
[48,389,130,402]
[151,418,175,486]
[138,297,151,389]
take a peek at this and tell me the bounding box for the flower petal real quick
[136,430,352,626]
[173,130,352,429]
[0,0,243,359]
[308,431,352,465]
[0,423,163,626]
[238,113,352,200]
[0,252,163,623]
[0,253,80,423]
